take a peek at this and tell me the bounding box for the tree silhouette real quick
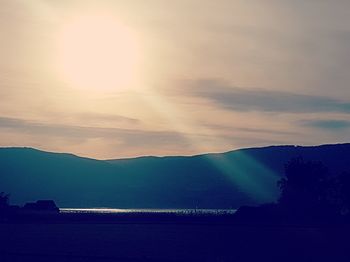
[279,157,340,219]
[0,192,10,217]
[236,157,350,224]
[0,192,9,208]
[335,171,350,215]
[279,157,330,205]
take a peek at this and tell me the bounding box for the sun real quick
[56,15,140,91]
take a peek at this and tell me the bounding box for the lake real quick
[60,208,236,215]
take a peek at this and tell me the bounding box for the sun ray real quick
[139,86,279,202]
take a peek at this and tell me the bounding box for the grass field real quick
[1,222,350,261]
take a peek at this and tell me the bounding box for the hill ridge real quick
[1,143,350,208]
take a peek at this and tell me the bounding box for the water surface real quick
[60,208,236,214]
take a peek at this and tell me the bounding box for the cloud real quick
[302,119,350,130]
[0,116,188,147]
[75,113,140,125]
[189,80,350,114]
[201,122,299,136]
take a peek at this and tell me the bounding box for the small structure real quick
[23,200,59,213]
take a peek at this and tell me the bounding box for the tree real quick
[278,157,331,211]
[0,192,10,217]
[335,171,350,215]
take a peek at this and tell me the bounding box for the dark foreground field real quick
[1,221,350,262]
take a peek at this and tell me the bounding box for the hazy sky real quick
[1,0,350,159]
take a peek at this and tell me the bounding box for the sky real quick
[1,0,350,159]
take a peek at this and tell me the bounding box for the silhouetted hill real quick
[0,143,349,208]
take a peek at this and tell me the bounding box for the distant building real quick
[23,200,59,213]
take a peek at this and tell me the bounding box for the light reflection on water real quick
[60,208,236,214]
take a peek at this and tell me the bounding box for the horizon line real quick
[0,142,349,161]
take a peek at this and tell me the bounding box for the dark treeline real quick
[279,157,350,216]
[235,157,350,225]
[0,192,9,211]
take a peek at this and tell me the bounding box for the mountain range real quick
[0,143,350,208]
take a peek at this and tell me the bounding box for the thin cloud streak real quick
[0,116,186,143]
[202,123,299,136]
[188,80,350,114]
[301,119,350,130]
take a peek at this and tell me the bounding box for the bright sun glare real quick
[57,15,140,91]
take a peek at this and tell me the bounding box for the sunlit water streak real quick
[60,208,236,214]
